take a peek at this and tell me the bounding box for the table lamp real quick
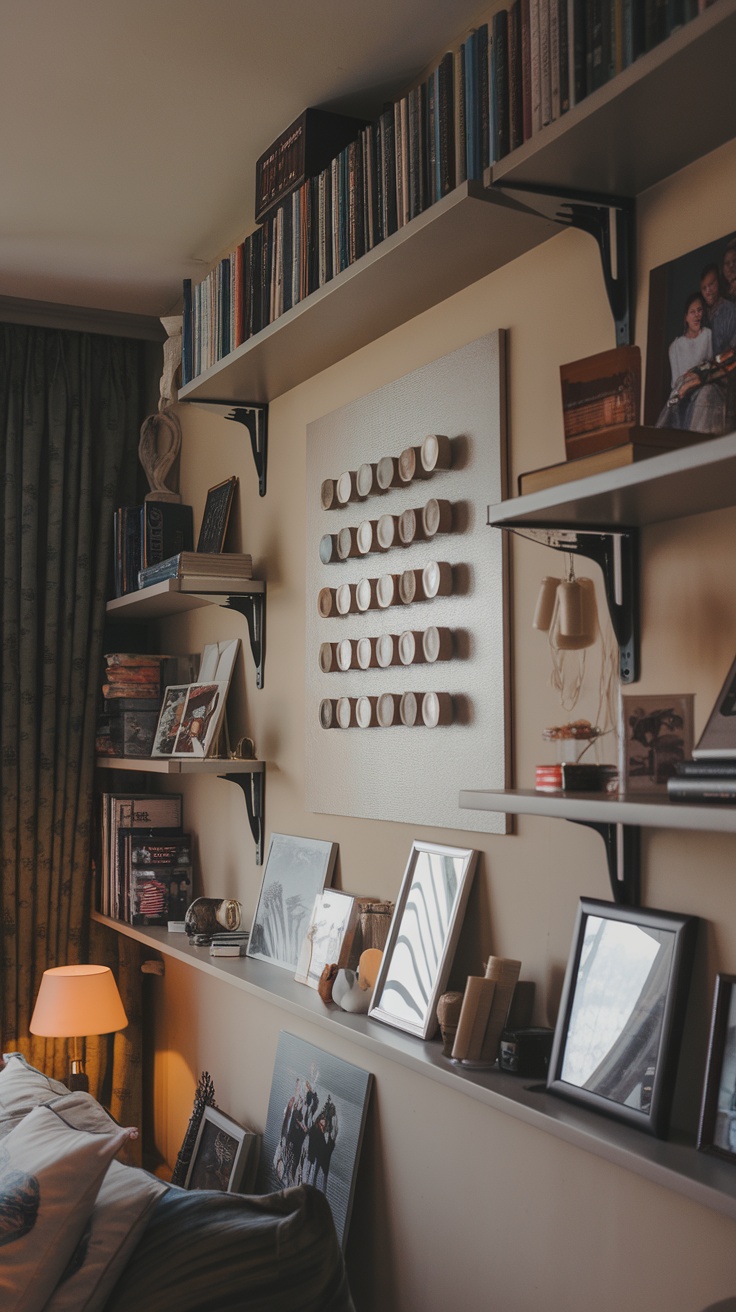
[30,964,128,1092]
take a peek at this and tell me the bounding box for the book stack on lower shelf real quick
[99,790,193,926]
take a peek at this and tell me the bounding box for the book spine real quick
[454,46,467,185]
[573,0,588,101]
[476,24,491,174]
[558,0,571,113]
[509,0,524,151]
[181,279,193,384]
[550,0,561,120]
[521,0,533,138]
[540,0,552,126]
[530,0,542,134]
[464,29,478,178]
[438,52,455,197]
[492,10,510,160]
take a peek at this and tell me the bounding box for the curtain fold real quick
[0,323,145,1137]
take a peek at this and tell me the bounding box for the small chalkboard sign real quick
[197,477,238,553]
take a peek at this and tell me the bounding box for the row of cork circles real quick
[320,690,454,729]
[320,627,453,673]
[318,560,453,617]
[319,498,453,564]
[320,435,453,509]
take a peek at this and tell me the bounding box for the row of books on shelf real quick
[98,791,193,925]
[181,0,709,385]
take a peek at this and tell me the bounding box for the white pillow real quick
[0,1098,134,1312]
[47,1159,167,1312]
[0,1053,69,1135]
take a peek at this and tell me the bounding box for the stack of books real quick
[138,551,253,591]
[99,791,191,924]
[667,760,736,803]
[96,654,169,759]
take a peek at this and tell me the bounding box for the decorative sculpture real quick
[138,316,184,503]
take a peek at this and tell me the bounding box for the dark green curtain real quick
[0,322,146,1141]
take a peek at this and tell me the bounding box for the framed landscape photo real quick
[698,974,736,1161]
[621,693,693,791]
[547,898,698,1138]
[185,1105,260,1193]
[247,833,338,971]
[369,841,478,1040]
[197,475,238,553]
[257,1031,372,1250]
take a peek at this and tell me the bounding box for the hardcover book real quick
[140,501,194,570]
[255,108,366,225]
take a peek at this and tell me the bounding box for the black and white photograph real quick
[644,228,736,436]
[621,693,693,792]
[247,833,338,970]
[698,975,736,1161]
[258,1031,373,1249]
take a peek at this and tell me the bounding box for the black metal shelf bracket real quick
[222,770,265,865]
[490,180,635,346]
[570,818,640,906]
[181,400,269,496]
[502,524,639,683]
[224,588,266,690]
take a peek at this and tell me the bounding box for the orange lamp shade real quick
[30,965,128,1039]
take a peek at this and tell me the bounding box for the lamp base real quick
[68,1060,89,1093]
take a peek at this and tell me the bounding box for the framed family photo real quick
[644,227,736,437]
[698,974,736,1162]
[258,1031,372,1250]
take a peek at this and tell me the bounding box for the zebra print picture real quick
[247,833,338,971]
[369,841,478,1040]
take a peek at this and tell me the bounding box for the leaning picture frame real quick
[698,974,736,1161]
[197,475,238,553]
[185,1105,260,1193]
[368,841,478,1041]
[547,898,698,1138]
[247,833,338,971]
[151,684,189,757]
[621,692,694,791]
[171,681,229,758]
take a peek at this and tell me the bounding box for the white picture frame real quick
[294,890,358,989]
[369,840,478,1040]
[247,833,338,971]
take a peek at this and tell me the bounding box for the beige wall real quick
[149,135,736,1311]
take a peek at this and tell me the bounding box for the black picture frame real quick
[184,1105,259,1193]
[196,476,238,553]
[698,974,736,1162]
[547,898,698,1138]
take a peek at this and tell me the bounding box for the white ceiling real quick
[0,0,488,321]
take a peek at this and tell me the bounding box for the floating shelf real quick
[96,756,263,776]
[106,579,267,689]
[178,182,557,405]
[459,787,736,835]
[492,0,736,197]
[488,430,736,532]
[93,910,736,1223]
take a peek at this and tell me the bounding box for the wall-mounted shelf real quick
[92,909,736,1223]
[492,0,736,198]
[459,787,736,835]
[178,182,557,405]
[106,579,266,690]
[175,3,735,410]
[97,757,266,863]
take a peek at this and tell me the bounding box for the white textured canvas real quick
[305,331,510,833]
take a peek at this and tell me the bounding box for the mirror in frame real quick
[368,841,478,1041]
[547,897,698,1138]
